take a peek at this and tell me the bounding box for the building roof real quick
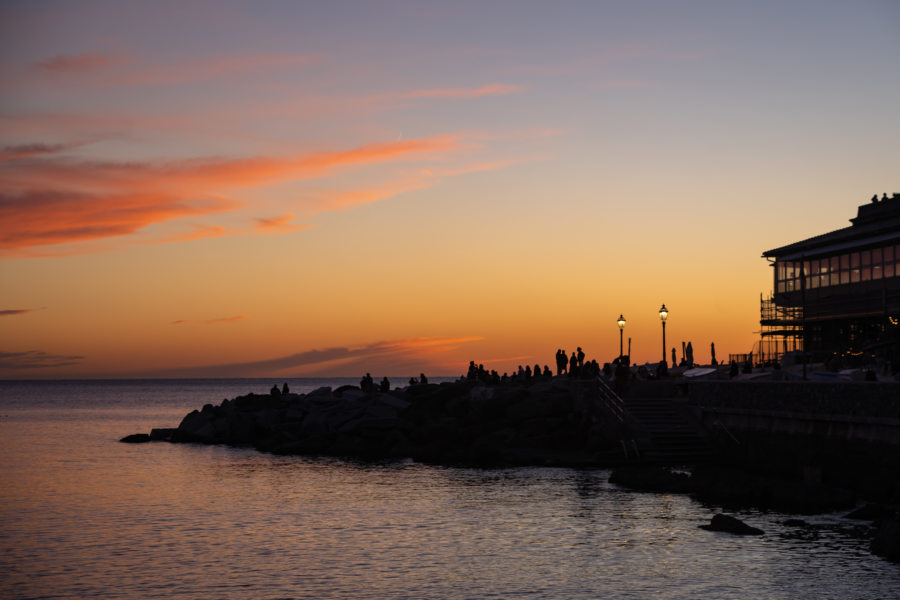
[762,193,900,261]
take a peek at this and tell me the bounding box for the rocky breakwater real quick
[126,379,620,466]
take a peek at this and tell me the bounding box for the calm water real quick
[1,379,898,600]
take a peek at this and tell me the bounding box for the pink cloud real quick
[399,83,526,99]
[201,316,246,325]
[0,141,91,162]
[312,158,517,213]
[114,53,318,86]
[254,214,309,234]
[0,190,236,250]
[0,135,460,254]
[31,52,317,86]
[35,53,129,73]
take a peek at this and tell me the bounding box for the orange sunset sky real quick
[1,1,898,379]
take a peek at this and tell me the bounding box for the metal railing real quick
[595,376,626,422]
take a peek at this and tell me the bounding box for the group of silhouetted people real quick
[555,347,593,378]
[270,382,290,397]
[360,373,393,393]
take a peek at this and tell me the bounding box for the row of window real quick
[775,244,900,293]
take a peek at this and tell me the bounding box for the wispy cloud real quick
[312,159,518,213]
[0,309,35,317]
[0,141,91,162]
[35,53,129,73]
[0,190,236,250]
[0,350,84,370]
[254,214,307,234]
[142,336,483,378]
[171,315,247,325]
[0,135,459,255]
[399,83,525,100]
[32,52,316,86]
[202,315,246,324]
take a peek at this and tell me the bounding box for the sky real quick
[1,0,898,379]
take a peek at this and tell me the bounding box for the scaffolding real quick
[756,292,803,364]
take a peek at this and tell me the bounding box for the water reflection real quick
[2,399,899,600]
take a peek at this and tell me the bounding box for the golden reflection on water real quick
[1,401,898,600]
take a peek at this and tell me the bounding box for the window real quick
[830,256,840,285]
[851,252,860,282]
[873,248,883,280]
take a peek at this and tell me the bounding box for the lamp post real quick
[659,304,668,363]
[617,314,626,359]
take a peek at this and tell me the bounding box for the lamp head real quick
[617,314,626,329]
[659,304,668,322]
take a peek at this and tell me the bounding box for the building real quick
[759,193,900,369]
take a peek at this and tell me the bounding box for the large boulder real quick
[149,428,176,441]
[609,467,693,494]
[175,409,216,443]
[699,514,764,535]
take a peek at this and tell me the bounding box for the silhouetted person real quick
[556,349,567,375]
[569,352,578,377]
[380,377,390,392]
[270,384,281,397]
[729,359,738,378]
[711,342,717,366]
[534,363,542,380]
[686,341,694,367]
[543,365,552,378]
[282,382,290,396]
[361,373,375,392]
[409,376,418,386]
[872,194,879,203]
[671,347,677,368]
[576,347,585,369]
[419,373,428,384]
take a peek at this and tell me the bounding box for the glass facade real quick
[775,243,900,293]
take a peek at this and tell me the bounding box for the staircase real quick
[624,396,713,464]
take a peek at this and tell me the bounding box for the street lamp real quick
[659,304,668,363]
[617,314,626,359]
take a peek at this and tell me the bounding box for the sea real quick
[1,378,898,600]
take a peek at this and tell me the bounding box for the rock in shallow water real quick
[699,513,764,535]
[120,433,151,443]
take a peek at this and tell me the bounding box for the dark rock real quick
[699,513,764,535]
[609,467,693,494]
[149,428,176,441]
[177,409,216,443]
[783,519,809,527]
[870,519,900,563]
[120,433,151,443]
